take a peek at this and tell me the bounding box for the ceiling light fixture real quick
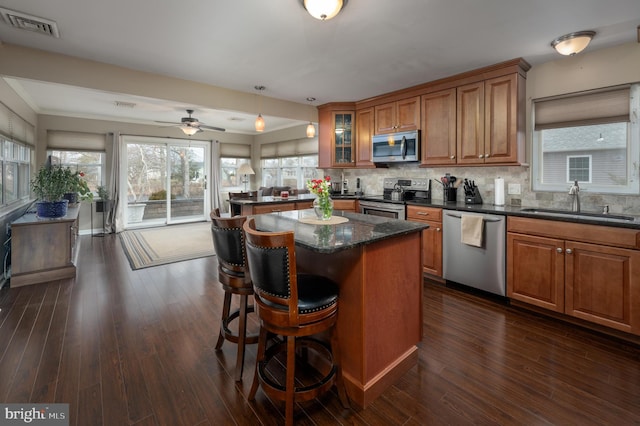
[180,125,200,136]
[551,31,596,56]
[301,0,347,21]
[254,85,266,132]
[306,97,316,138]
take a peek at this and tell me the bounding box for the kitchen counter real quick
[250,209,428,253]
[252,209,427,409]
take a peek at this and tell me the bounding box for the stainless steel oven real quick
[359,200,406,220]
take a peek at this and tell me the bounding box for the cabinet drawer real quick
[333,199,356,211]
[406,205,442,222]
[508,217,640,250]
[252,203,295,214]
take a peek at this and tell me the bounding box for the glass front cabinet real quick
[318,103,355,168]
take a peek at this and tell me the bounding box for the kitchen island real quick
[250,209,428,409]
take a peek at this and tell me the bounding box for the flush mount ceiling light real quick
[301,0,347,21]
[551,31,596,56]
[254,85,266,132]
[306,97,316,138]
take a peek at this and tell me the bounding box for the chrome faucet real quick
[569,180,580,212]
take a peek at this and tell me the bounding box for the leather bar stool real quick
[210,210,258,381]
[243,218,348,425]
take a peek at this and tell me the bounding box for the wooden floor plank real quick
[0,233,639,425]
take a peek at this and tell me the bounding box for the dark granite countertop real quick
[405,200,640,230]
[229,194,316,205]
[250,209,429,254]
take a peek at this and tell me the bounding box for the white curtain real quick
[109,132,124,233]
[211,139,224,214]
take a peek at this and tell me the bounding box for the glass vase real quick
[313,196,333,220]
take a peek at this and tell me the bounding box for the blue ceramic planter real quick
[36,200,69,218]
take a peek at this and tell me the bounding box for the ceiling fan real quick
[156,109,226,135]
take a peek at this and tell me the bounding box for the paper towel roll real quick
[494,177,505,206]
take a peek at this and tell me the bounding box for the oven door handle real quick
[444,212,503,223]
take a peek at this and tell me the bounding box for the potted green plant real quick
[31,165,93,218]
[96,185,111,213]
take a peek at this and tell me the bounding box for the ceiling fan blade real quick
[199,124,226,132]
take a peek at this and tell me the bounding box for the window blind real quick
[534,86,631,130]
[220,143,251,158]
[47,130,107,151]
[260,138,317,159]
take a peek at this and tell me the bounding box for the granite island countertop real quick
[250,209,429,254]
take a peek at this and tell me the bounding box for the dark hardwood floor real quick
[1,233,639,425]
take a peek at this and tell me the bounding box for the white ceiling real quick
[0,0,639,134]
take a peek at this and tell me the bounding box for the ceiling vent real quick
[114,101,136,109]
[0,7,60,38]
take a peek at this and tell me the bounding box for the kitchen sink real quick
[520,208,636,222]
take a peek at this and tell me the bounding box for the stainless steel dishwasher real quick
[442,211,506,296]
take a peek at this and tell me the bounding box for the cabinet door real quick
[565,241,640,334]
[395,96,420,132]
[374,102,395,134]
[456,82,485,164]
[356,107,375,168]
[296,200,314,210]
[421,89,457,165]
[484,74,518,164]
[421,220,442,277]
[507,232,565,312]
[333,111,354,166]
[333,199,356,212]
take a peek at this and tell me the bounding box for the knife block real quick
[465,189,483,205]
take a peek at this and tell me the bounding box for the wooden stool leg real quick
[249,327,268,400]
[215,291,232,350]
[285,335,296,426]
[234,294,249,381]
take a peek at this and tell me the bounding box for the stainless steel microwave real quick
[371,131,420,163]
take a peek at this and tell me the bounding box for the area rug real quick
[120,222,215,270]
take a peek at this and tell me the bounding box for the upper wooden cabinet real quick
[421,88,457,166]
[457,74,523,165]
[374,96,420,134]
[318,103,356,168]
[355,107,375,168]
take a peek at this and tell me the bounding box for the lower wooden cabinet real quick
[406,206,442,277]
[507,217,640,335]
[248,203,296,215]
[333,199,357,212]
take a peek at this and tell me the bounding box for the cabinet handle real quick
[450,155,455,159]
[485,153,490,158]
[478,154,484,158]
[556,247,563,253]
[566,248,573,254]
[436,228,441,232]
[417,211,429,216]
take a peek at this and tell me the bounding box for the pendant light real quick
[551,31,596,56]
[306,97,316,138]
[301,0,347,21]
[254,85,266,132]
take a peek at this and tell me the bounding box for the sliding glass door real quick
[123,136,209,228]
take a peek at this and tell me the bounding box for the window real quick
[533,84,639,194]
[48,150,105,192]
[567,155,592,183]
[220,157,251,190]
[0,137,32,209]
[261,155,318,188]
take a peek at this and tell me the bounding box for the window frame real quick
[260,154,319,188]
[532,84,640,195]
[0,136,32,213]
[566,155,592,184]
[47,149,106,194]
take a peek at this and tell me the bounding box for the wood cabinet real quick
[457,73,524,165]
[295,200,314,210]
[244,202,296,215]
[11,206,80,287]
[421,89,457,166]
[507,217,640,335]
[333,199,357,212]
[355,107,375,168]
[374,96,420,134]
[406,205,442,277]
[317,103,355,168]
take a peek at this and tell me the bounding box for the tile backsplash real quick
[326,164,640,215]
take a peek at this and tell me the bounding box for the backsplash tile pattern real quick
[326,164,640,215]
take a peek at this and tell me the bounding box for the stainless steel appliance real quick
[358,177,431,220]
[442,210,506,296]
[371,131,420,163]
